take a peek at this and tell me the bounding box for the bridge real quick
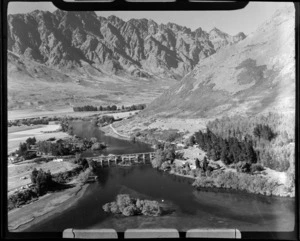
[86,152,156,166]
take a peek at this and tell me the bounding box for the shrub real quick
[151,150,164,168]
[110,201,121,214]
[122,205,137,216]
[91,142,105,150]
[253,124,276,141]
[141,200,161,216]
[160,161,171,171]
[250,163,264,173]
[102,203,111,212]
[102,195,162,216]
[30,168,52,195]
[24,151,37,160]
[8,188,38,211]
[117,194,133,212]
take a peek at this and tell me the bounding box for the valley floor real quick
[8,124,68,154]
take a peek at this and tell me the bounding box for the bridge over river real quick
[86,152,156,166]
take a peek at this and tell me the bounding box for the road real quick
[109,124,130,139]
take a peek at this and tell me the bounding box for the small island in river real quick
[102,194,163,217]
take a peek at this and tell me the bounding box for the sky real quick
[7,1,293,35]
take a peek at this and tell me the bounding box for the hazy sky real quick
[7,1,293,35]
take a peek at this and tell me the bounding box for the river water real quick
[70,120,153,157]
[25,121,295,236]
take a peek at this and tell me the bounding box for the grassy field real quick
[8,160,78,194]
[8,124,68,154]
[8,52,175,115]
[8,125,44,134]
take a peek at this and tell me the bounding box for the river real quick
[25,121,295,237]
[70,120,153,157]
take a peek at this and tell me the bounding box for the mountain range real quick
[7,9,246,80]
[7,6,294,120]
[140,5,295,118]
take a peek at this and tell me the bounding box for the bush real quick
[122,205,137,216]
[110,201,121,214]
[30,168,52,195]
[91,142,105,150]
[24,151,37,160]
[8,188,38,211]
[102,203,111,212]
[117,194,133,212]
[151,150,164,168]
[160,161,171,171]
[141,200,161,216]
[253,124,276,141]
[250,163,264,173]
[102,195,162,217]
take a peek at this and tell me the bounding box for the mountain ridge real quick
[8,9,246,79]
[139,5,295,118]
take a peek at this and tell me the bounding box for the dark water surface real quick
[26,166,295,233]
[70,120,153,157]
[25,121,295,235]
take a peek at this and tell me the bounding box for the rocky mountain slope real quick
[8,10,245,80]
[140,5,295,118]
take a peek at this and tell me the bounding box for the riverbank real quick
[156,146,295,198]
[8,177,89,232]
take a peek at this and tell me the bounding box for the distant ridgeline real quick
[73,104,146,112]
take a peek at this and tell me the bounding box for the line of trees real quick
[206,112,294,172]
[73,104,146,112]
[37,140,73,156]
[8,118,49,127]
[194,128,257,165]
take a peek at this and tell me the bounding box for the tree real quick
[31,169,52,195]
[26,137,37,147]
[117,194,133,212]
[68,125,74,135]
[195,158,201,169]
[24,151,37,160]
[164,149,175,163]
[253,124,275,141]
[186,135,196,146]
[152,149,164,168]
[203,156,208,172]
[31,168,39,184]
[18,142,28,156]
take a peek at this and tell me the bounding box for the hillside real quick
[8,10,245,79]
[7,10,246,111]
[140,5,295,119]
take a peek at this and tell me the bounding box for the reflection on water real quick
[26,166,295,234]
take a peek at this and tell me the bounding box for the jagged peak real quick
[235,32,246,38]
[166,22,192,33]
[209,27,223,33]
[107,15,124,22]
